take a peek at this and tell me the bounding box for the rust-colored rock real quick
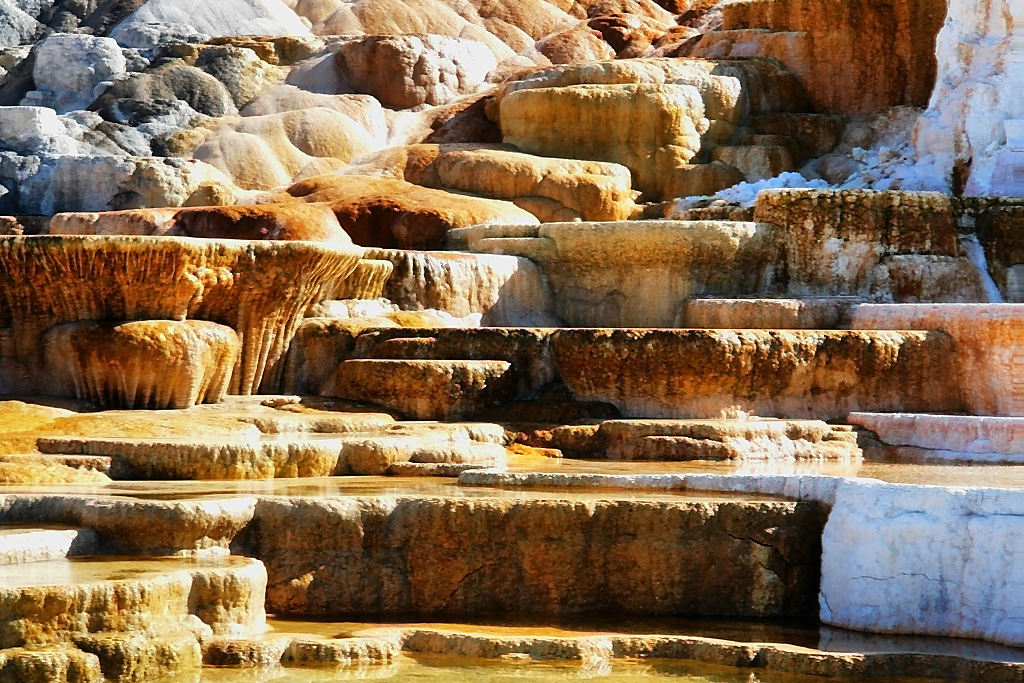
[48,203,350,243]
[0,236,362,396]
[550,328,962,420]
[320,359,516,420]
[252,495,825,618]
[701,0,946,115]
[44,320,239,410]
[753,190,987,301]
[267,175,537,249]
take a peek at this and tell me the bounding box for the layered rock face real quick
[252,496,825,618]
[44,320,239,409]
[49,203,350,241]
[0,235,362,396]
[551,329,960,420]
[821,480,1024,646]
[492,58,808,200]
[698,0,946,115]
[851,304,1024,417]
[265,174,538,249]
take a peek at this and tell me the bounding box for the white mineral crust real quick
[821,479,1024,646]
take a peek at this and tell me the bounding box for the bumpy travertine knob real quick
[44,320,240,409]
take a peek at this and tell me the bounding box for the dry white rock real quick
[22,34,127,114]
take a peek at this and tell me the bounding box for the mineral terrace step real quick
[851,304,1024,416]
[550,328,961,420]
[251,495,824,618]
[0,526,98,564]
[39,422,508,480]
[684,297,863,329]
[320,359,516,420]
[848,413,1024,462]
[525,418,859,461]
[0,556,266,648]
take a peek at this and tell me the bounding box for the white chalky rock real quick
[110,0,312,40]
[0,2,41,48]
[109,22,212,49]
[848,413,1024,462]
[821,479,1024,646]
[19,156,235,215]
[913,0,1024,195]
[23,34,127,114]
[0,106,79,155]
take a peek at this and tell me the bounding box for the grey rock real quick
[23,33,127,113]
[110,21,210,49]
[94,61,237,117]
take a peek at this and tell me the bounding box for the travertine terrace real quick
[0,0,1022,681]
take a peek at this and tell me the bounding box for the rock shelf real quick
[0,235,363,396]
[0,0,1022,677]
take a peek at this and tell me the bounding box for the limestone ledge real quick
[851,303,1024,417]
[250,494,824,618]
[460,469,1024,648]
[821,480,1024,647]
[849,413,1024,462]
[5,625,1023,683]
[551,328,960,420]
[0,556,266,648]
[0,235,363,397]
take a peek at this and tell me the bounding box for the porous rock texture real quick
[249,495,826,618]
[49,202,350,242]
[550,328,961,420]
[450,220,781,327]
[337,34,497,109]
[821,480,1024,646]
[264,174,538,249]
[493,57,808,200]
[850,304,1024,417]
[698,0,946,115]
[43,320,239,409]
[345,144,639,222]
[0,555,266,647]
[913,0,1022,195]
[752,190,989,302]
[321,359,516,420]
[0,235,362,396]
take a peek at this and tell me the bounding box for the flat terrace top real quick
[0,476,788,504]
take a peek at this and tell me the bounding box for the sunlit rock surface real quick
[551,329,961,420]
[848,413,1024,462]
[44,320,239,409]
[684,297,862,329]
[49,203,350,242]
[0,554,266,646]
[322,359,516,420]
[337,35,497,109]
[0,235,362,396]
[693,0,945,115]
[263,174,538,249]
[753,190,988,301]
[346,144,639,222]
[493,58,807,200]
[821,480,1024,646]
[364,248,557,325]
[913,0,1023,195]
[450,220,780,327]
[850,304,1024,416]
[251,495,825,617]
